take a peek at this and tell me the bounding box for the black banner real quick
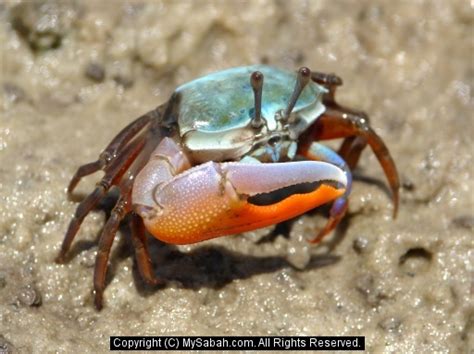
[110,336,365,351]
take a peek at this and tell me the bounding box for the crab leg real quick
[93,195,129,310]
[302,108,400,217]
[67,110,157,194]
[135,160,347,245]
[130,213,162,286]
[299,142,353,243]
[56,134,148,263]
[337,135,367,170]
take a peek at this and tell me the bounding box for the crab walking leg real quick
[328,108,369,170]
[93,196,129,310]
[136,161,347,245]
[67,109,159,194]
[93,135,169,310]
[308,70,398,216]
[299,142,353,243]
[337,136,368,170]
[130,213,162,286]
[56,132,148,263]
[304,109,400,217]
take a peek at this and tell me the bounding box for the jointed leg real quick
[58,107,167,310]
[67,110,157,194]
[298,142,353,243]
[67,161,103,194]
[311,70,372,170]
[56,130,149,264]
[92,136,166,310]
[56,185,107,263]
[130,213,162,286]
[93,196,129,310]
[311,71,343,105]
[297,70,399,242]
[303,108,399,218]
[338,136,368,170]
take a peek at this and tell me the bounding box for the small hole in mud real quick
[401,177,415,191]
[399,247,432,277]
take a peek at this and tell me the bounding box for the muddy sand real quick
[0,1,472,352]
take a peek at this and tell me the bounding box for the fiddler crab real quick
[56,65,399,310]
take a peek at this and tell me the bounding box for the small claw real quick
[137,161,347,245]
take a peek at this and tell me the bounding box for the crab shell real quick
[173,65,327,163]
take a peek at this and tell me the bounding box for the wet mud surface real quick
[0,1,472,352]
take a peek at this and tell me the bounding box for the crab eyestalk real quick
[283,67,311,123]
[250,71,264,128]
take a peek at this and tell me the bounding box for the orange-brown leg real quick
[92,152,167,309]
[302,108,400,217]
[56,130,148,264]
[302,69,398,234]
[299,132,372,243]
[58,107,167,310]
[295,70,398,241]
[130,213,162,286]
[298,142,352,243]
[338,136,368,170]
[91,135,167,310]
[67,110,156,194]
[311,71,373,171]
[93,196,129,310]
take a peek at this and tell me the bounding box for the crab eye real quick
[283,67,311,123]
[250,70,265,128]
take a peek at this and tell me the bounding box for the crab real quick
[56,65,399,310]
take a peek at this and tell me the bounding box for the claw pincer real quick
[132,139,347,244]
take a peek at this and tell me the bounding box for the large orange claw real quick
[134,161,347,245]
